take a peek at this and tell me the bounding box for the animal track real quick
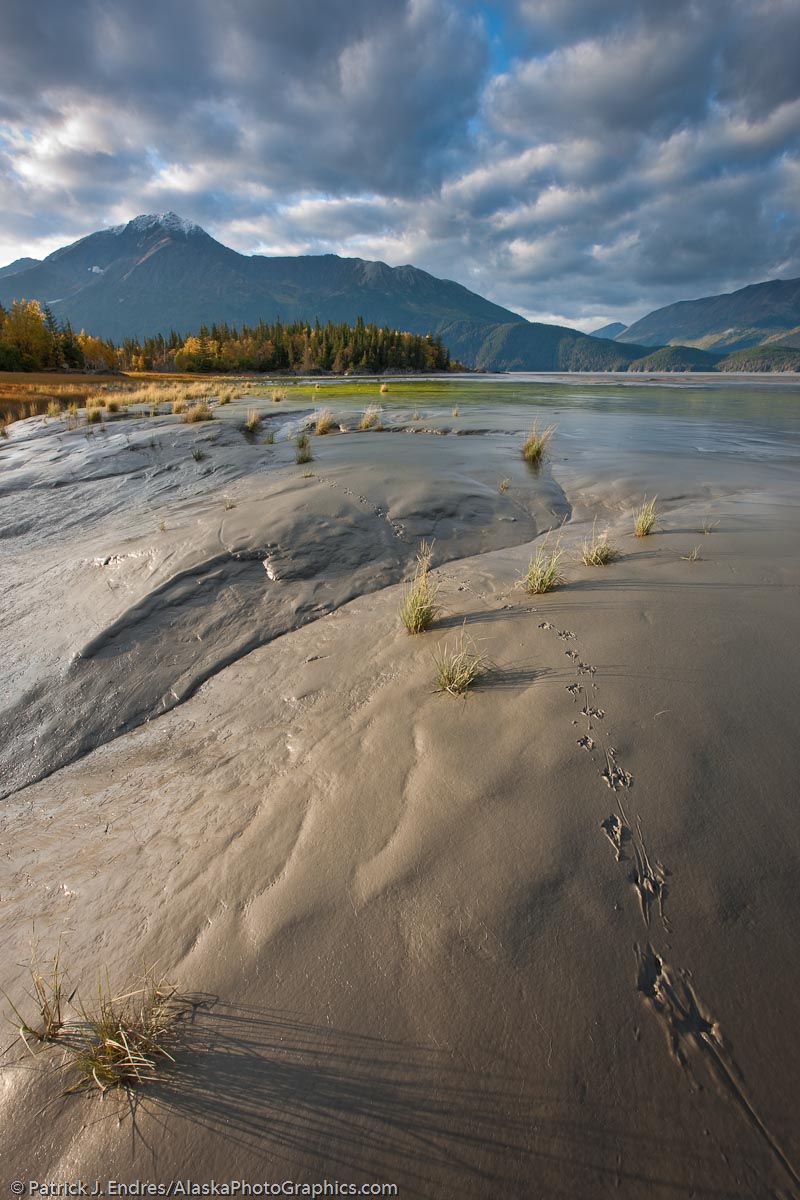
[601,746,633,791]
[566,683,582,698]
[557,629,576,641]
[538,620,555,631]
[601,812,631,861]
[578,735,595,752]
[635,945,800,1193]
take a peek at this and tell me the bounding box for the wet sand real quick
[1,381,799,1198]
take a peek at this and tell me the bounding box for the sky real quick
[1,0,799,331]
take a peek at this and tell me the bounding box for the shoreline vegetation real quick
[0,300,453,376]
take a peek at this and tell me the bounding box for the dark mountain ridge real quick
[617,276,800,351]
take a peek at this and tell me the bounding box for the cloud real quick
[0,0,799,327]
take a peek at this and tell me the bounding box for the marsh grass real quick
[699,517,720,534]
[380,382,389,394]
[433,626,487,695]
[45,401,62,419]
[296,432,313,464]
[681,545,703,562]
[105,399,121,414]
[520,536,565,594]
[85,395,104,410]
[5,948,71,1048]
[171,399,187,415]
[182,402,214,423]
[86,408,103,425]
[359,405,380,430]
[580,522,618,566]
[521,422,555,465]
[633,495,658,537]
[400,540,441,634]
[315,408,334,435]
[271,388,286,403]
[243,409,261,434]
[63,974,190,1095]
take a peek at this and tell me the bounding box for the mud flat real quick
[1,380,799,1198]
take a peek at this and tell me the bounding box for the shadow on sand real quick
[114,1001,761,1199]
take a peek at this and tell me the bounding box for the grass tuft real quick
[271,388,286,403]
[242,409,261,434]
[64,973,190,1095]
[520,536,565,594]
[264,430,274,444]
[633,495,658,537]
[699,517,720,534]
[86,408,103,425]
[315,408,334,435]
[580,522,618,566]
[681,545,703,562]
[433,626,487,695]
[359,405,380,430]
[191,448,206,462]
[451,406,459,417]
[5,947,70,1047]
[380,382,389,394]
[400,540,441,634]
[46,401,62,419]
[296,432,313,464]
[182,402,214,424]
[521,422,555,465]
[105,399,121,414]
[171,399,187,415]
[499,478,510,493]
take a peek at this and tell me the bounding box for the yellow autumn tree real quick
[2,299,53,366]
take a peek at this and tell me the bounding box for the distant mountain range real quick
[614,277,800,352]
[1,213,799,372]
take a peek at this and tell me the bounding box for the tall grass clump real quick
[380,382,389,394]
[296,432,313,464]
[182,402,214,423]
[400,540,441,634]
[359,405,380,430]
[271,388,286,403]
[521,422,555,465]
[172,398,187,415]
[633,495,658,537]
[85,394,104,409]
[243,409,261,434]
[520,535,565,594]
[5,948,70,1047]
[45,401,62,419]
[580,522,618,566]
[433,627,487,695]
[105,399,121,414]
[86,408,103,425]
[315,408,334,435]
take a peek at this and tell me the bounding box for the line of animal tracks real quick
[445,560,799,1196]
[530,612,800,1197]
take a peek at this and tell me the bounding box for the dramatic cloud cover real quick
[1,0,799,328]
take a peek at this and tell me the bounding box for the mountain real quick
[590,321,627,339]
[616,277,800,351]
[0,213,522,348]
[0,257,40,279]
[0,212,655,371]
[439,319,645,371]
[626,345,722,372]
